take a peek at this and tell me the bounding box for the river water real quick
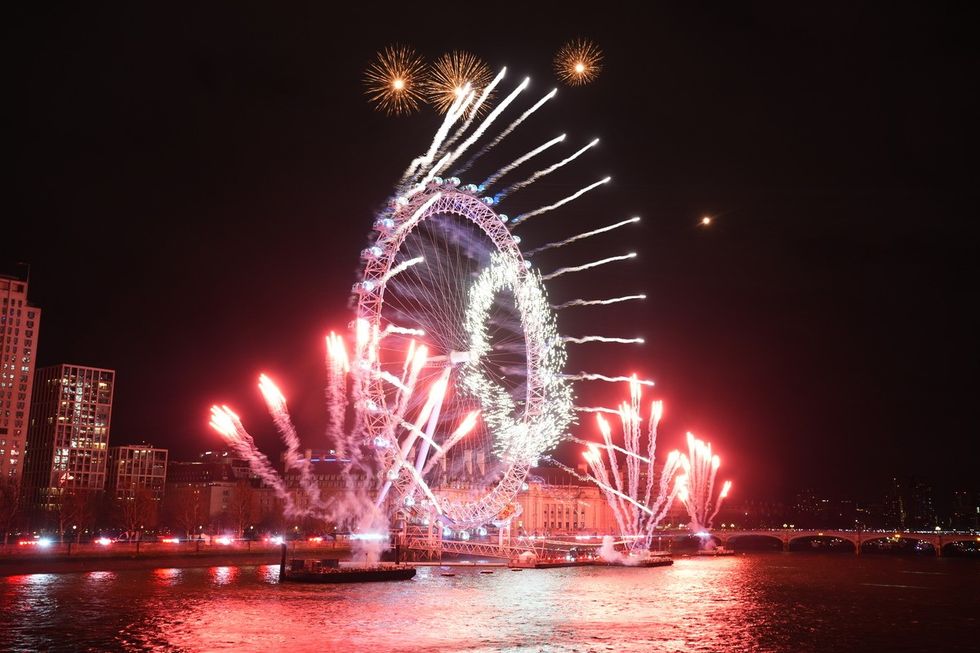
[1,554,977,652]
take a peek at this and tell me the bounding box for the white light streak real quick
[481,135,566,188]
[499,139,600,199]
[563,336,645,344]
[554,294,646,309]
[541,252,636,281]
[381,256,424,283]
[565,373,655,386]
[511,177,611,226]
[456,88,558,175]
[526,218,640,256]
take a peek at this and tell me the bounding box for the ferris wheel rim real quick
[354,185,541,528]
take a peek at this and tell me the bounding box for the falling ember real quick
[426,51,494,116]
[554,38,603,86]
[363,45,427,115]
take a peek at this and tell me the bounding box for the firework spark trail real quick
[499,139,600,200]
[562,453,628,537]
[575,454,655,517]
[376,368,450,506]
[708,481,733,526]
[400,88,471,185]
[569,435,651,462]
[642,400,664,511]
[677,433,729,532]
[382,325,425,338]
[455,88,558,175]
[564,336,645,344]
[511,177,611,227]
[574,406,620,415]
[257,374,325,508]
[554,294,646,310]
[434,77,531,176]
[379,370,409,392]
[566,372,655,386]
[623,379,642,532]
[209,406,297,513]
[421,410,479,476]
[396,193,443,234]
[325,333,350,454]
[381,256,424,284]
[526,218,640,256]
[597,414,632,532]
[438,67,507,155]
[481,135,566,188]
[541,252,636,281]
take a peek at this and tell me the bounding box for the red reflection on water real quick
[210,566,239,585]
[153,568,182,585]
[86,571,116,582]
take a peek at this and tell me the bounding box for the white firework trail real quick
[381,256,424,283]
[564,335,645,344]
[541,252,636,281]
[420,410,479,476]
[396,192,443,234]
[455,88,558,175]
[526,218,640,256]
[566,372,655,386]
[438,67,508,155]
[379,370,409,392]
[569,435,651,463]
[433,77,531,176]
[574,406,620,415]
[325,333,350,453]
[382,325,426,338]
[498,139,600,200]
[400,86,472,185]
[510,177,611,227]
[554,294,646,310]
[481,134,566,188]
[258,374,324,507]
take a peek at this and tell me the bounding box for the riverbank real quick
[0,543,351,576]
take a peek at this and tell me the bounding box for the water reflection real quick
[1,555,978,652]
[153,568,182,586]
[210,566,238,585]
[86,571,116,583]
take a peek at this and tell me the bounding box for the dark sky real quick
[7,4,978,506]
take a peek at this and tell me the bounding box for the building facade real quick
[0,273,41,483]
[106,444,168,500]
[23,364,114,513]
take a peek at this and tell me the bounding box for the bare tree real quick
[167,485,203,539]
[230,480,254,538]
[58,491,94,543]
[0,478,21,545]
[114,488,158,541]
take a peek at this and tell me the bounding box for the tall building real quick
[23,364,114,513]
[0,273,41,483]
[106,444,168,501]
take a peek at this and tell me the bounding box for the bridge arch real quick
[724,533,783,551]
[787,534,857,553]
[860,535,936,555]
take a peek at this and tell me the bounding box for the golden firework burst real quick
[426,51,494,116]
[554,38,603,86]
[363,45,427,115]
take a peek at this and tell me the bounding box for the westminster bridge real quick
[403,526,979,560]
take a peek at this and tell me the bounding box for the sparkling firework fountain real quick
[676,433,733,537]
[208,56,666,559]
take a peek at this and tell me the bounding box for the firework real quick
[575,378,684,554]
[511,177,611,226]
[676,432,732,533]
[541,251,635,281]
[526,217,639,256]
[363,45,427,115]
[554,294,646,310]
[426,51,494,116]
[554,38,604,86]
[498,138,600,199]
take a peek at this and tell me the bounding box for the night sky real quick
[7,5,978,506]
